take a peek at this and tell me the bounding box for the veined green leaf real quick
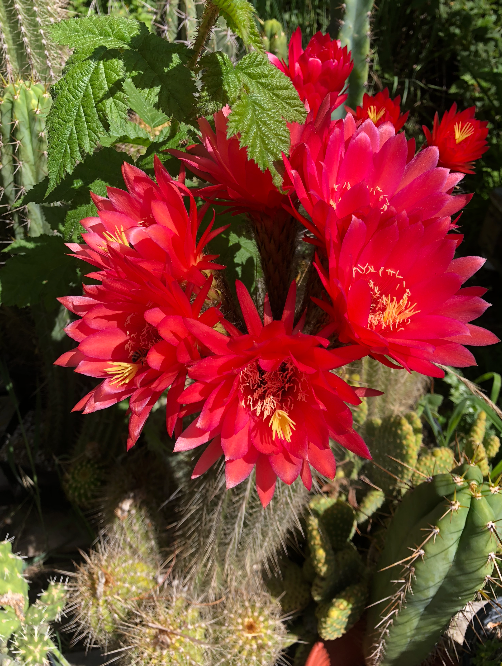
[46,50,128,193]
[198,51,240,115]
[49,16,148,50]
[123,78,170,129]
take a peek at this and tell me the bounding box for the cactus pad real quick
[266,561,311,614]
[316,582,367,641]
[311,544,365,603]
[356,489,385,525]
[410,447,455,486]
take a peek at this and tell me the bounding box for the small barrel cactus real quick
[63,457,104,508]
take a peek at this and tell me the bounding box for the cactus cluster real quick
[0,540,69,666]
[462,411,501,477]
[365,464,502,666]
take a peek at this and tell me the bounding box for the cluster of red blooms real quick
[57,30,496,506]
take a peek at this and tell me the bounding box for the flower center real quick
[367,105,386,124]
[99,226,131,252]
[104,362,140,386]
[238,360,307,441]
[269,409,296,442]
[454,121,474,144]
[353,263,420,332]
[125,318,161,364]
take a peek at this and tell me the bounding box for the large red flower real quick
[347,88,408,132]
[173,281,372,507]
[314,215,499,377]
[268,27,353,116]
[284,112,471,249]
[422,103,489,174]
[56,158,227,449]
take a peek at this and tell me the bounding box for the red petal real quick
[192,437,224,478]
[308,442,336,478]
[236,280,263,335]
[269,449,302,485]
[225,448,259,488]
[256,455,277,507]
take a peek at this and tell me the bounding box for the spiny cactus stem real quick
[188,0,219,69]
[143,621,212,647]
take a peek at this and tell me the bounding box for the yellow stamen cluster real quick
[269,409,296,442]
[104,362,139,386]
[454,121,474,144]
[102,226,130,247]
[367,105,386,124]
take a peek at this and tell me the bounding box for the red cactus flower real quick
[74,156,226,288]
[173,281,372,507]
[314,215,499,378]
[422,103,489,174]
[268,27,353,116]
[347,88,409,132]
[284,112,472,249]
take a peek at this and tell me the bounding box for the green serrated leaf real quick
[123,78,169,129]
[122,35,196,123]
[227,93,290,170]
[234,52,306,122]
[46,50,128,193]
[198,51,239,115]
[0,236,79,311]
[212,0,264,51]
[50,16,148,50]
[64,203,97,242]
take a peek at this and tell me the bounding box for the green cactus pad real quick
[316,582,368,641]
[302,556,316,584]
[11,625,54,666]
[365,414,421,494]
[485,434,501,460]
[25,582,66,625]
[0,541,28,619]
[319,500,356,551]
[356,489,386,525]
[306,513,335,578]
[266,561,311,614]
[365,464,502,666]
[311,544,365,603]
[410,447,455,486]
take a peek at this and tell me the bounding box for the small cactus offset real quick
[212,590,286,666]
[365,464,502,666]
[118,588,208,666]
[0,80,51,237]
[0,540,69,666]
[316,581,367,641]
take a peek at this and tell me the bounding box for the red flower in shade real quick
[284,112,471,249]
[169,109,289,219]
[314,215,499,378]
[268,27,353,116]
[423,103,489,174]
[56,157,228,449]
[347,89,409,132]
[173,281,372,507]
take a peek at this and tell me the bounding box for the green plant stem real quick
[188,0,220,69]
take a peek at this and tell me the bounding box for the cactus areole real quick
[365,464,502,666]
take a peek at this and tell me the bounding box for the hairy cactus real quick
[0,540,69,666]
[410,447,456,486]
[213,591,286,666]
[0,81,51,237]
[63,457,104,508]
[0,0,65,81]
[316,581,367,641]
[174,461,309,592]
[67,510,160,647]
[118,589,207,666]
[365,464,502,666]
[364,413,422,494]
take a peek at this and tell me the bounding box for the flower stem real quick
[188,0,220,70]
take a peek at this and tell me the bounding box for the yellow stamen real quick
[269,409,296,442]
[103,226,130,247]
[454,121,474,144]
[367,105,386,124]
[104,362,140,386]
[381,293,420,328]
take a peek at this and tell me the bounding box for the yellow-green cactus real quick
[410,447,455,486]
[316,582,368,640]
[311,544,365,603]
[485,434,501,460]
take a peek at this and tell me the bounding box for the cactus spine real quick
[365,464,502,666]
[0,81,51,236]
[0,540,69,666]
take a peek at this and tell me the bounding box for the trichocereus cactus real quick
[364,463,502,666]
[364,412,423,494]
[0,80,51,237]
[67,504,161,648]
[0,540,69,666]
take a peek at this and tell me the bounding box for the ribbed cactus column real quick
[0,0,63,81]
[0,81,51,236]
[329,0,375,112]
